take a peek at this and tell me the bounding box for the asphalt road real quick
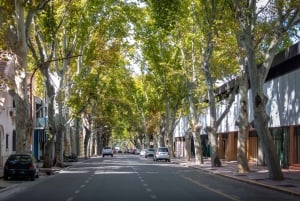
[0,154,299,201]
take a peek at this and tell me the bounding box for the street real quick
[0,154,299,201]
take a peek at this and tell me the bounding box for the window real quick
[12,130,16,151]
[6,134,9,149]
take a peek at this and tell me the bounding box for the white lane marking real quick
[66,197,74,201]
[150,194,157,199]
[80,185,85,188]
[74,190,80,194]
[181,175,240,201]
[143,183,148,187]
[146,188,152,192]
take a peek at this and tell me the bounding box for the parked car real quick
[153,147,170,162]
[64,153,78,162]
[102,146,113,157]
[140,149,147,157]
[145,148,155,158]
[3,153,39,181]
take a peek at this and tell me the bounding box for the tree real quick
[191,0,239,167]
[231,0,300,180]
[0,0,50,154]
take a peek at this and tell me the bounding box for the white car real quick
[153,147,170,162]
[140,149,147,157]
[102,147,113,157]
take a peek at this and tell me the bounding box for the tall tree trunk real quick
[188,91,203,164]
[231,0,296,181]
[252,89,283,179]
[245,38,283,180]
[41,66,56,168]
[7,0,32,154]
[167,131,175,157]
[184,131,192,161]
[54,114,64,167]
[206,126,221,167]
[83,126,91,159]
[192,128,203,164]
[236,72,250,172]
[202,50,222,167]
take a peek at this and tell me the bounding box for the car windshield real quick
[8,155,32,162]
[148,148,155,152]
[158,148,168,152]
[103,147,111,149]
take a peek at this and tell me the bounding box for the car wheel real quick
[102,155,104,157]
[31,175,35,181]
[111,155,113,157]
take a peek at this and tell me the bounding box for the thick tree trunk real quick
[245,35,283,180]
[97,130,102,155]
[54,116,64,167]
[158,131,165,147]
[236,73,250,173]
[43,138,54,167]
[192,129,203,164]
[83,127,91,159]
[205,71,221,167]
[42,68,56,168]
[8,0,31,154]
[252,92,283,180]
[188,90,203,164]
[184,131,192,161]
[166,132,173,157]
[232,0,289,181]
[206,126,221,167]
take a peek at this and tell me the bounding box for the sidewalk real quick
[173,157,300,197]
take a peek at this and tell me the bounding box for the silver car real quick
[153,147,170,162]
[102,146,113,157]
[145,148,155,158]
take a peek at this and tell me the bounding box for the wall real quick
[0,89,16,167]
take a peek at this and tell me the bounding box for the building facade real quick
[174,42,300,169]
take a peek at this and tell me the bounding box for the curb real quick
[178,162,300,197]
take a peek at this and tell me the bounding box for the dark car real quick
[3,153,39,181]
